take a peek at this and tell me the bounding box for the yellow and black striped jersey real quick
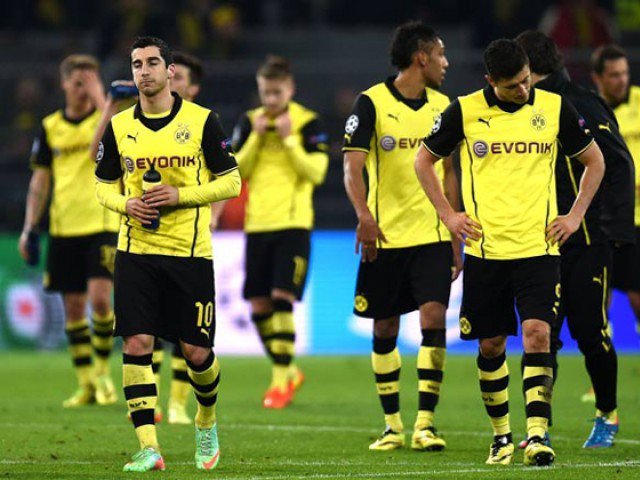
[614,85,640,226]
[95,93,237,258]
[343,77,451,249]
[233,101,329,233]
[424,86,593,260]
[30,109,120,236]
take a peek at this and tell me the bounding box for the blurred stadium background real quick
[0,0,639,351]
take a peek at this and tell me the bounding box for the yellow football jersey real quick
[424,87,593,260]
[95,94,237,258]
[614,85,640,226]
[343,77,451,249]
[233,101,329,233]
[30,109,119,236]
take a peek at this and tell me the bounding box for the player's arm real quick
[278,116,329,185]
[81,69,106,112]
[547,98,605,245]
[90,82,137,159]
[18,127,51,261]
[146,112,241,208]
[416,100,481,244]
[233,113,261,179]
[95,122,158,225]
[442,154,463,280]
[342,93,386,262]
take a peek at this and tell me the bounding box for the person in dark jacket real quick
[516,30,635,449]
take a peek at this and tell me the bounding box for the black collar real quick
[134,92,182,122]
[534,69,571,95]
[483,84,535,113]
[385,76,428,111]
[62,107,95,125]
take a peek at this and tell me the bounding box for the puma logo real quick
[598,123,611,133]
[127,133,139,143]
[593,275,603,285]
[478,117,491,127]
[201,328,210,338]
[387,113,400,122]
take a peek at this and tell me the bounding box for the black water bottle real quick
[142,164,161,230]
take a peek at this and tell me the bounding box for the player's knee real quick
[182,344,211,367]
[124,335,154,356]
[373,318,399,338]
[63,296,86,322]
[479,337,505,358]
[272,289,296,305]
[90,297,111,317]
[522,321,550,352]
[419,302,446,329]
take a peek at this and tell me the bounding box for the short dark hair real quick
[173,51,204,85]
[390,21,439,70]
[515,30,563,75]
[484,39,529,81]
[591,44,627,75]
[257,55,292,80]
[130,36,173,66]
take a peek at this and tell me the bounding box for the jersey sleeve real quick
[202,112,238,175]
[422,99,464,158]
[342,93,376,152]
[301,117,329,153]
[29,125,52,169]
[558,97,594,157]
[231,113,253,152]
[95,121,123,182]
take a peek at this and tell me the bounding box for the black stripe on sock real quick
[523,352,553,368]
[94,348,111,358]
[189,375,220,394]
[477,352,506,372]
[379,393,399,414]
[272,354,293,366]
[421,329,446,348]
[173,370,190,382]
[92,330,113,338]
[262,333,296,342]
[185,352,214,372]
[124,383,157,400]
[152,363,161,374]
[73,356,92,367]
[526,401,551,418]
[195,393,218,407]
[418,368,443,382]
[123,353,153,366]
[131,409,155,428]
[375,369,400,383]
[68,335,91,345]
[251,312,273,323]
[523,375,553,391]
[273,299,293,312]
[419,392,439,411]
[373,336,397,355]
[480,376,509,393]
[486,402,509,418]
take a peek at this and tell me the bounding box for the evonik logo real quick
[135,156,196,169]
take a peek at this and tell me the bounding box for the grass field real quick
[0,352,639,479]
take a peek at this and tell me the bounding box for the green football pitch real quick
[0,352,638,479]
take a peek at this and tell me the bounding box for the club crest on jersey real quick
[174,123,191,144]
[530,112,547,131]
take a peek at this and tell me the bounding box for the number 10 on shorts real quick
[195,301,214,338]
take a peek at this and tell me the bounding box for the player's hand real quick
[546,213,581,246]
[18,231,29,262]
[142,185,179,207]
[442,211,481,246]
[126,198,158,225]
[253,114,269,136]
[275,112,292,138]
[81,70,105,106]
[209,216,219,232]
[356,214,387,262]
[451,240,463,281]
